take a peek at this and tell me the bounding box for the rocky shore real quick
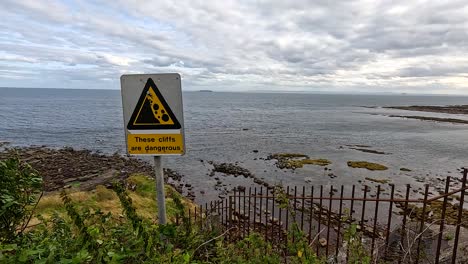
[0,146,186,195]
[385,105,468,115]
[389,115,468,124]
[380,105,468,125]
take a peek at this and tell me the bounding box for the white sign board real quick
[120,74,185,155]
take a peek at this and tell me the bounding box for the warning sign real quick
[120,74,185,156]
[127,78,181,130]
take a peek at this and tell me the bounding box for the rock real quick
[234,186,246,192]
[252,150,259,153]
[210,162,254,178]
[319,238,327,247]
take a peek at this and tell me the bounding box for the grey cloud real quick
[0,0,467,93]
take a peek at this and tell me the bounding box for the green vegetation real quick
[301,159,332,166]
[444,233,454,241]
[33,174,192,223]
[343,223,371,264]
[347,161,388,171]
[271,153,309,159]
[0,157,43,242]
[399,200,468,227]
[270,153,332,169]
[0,157,343,263]
[283,158,332,169]
[0,157,375,263]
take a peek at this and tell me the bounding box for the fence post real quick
[435,177,451,264]
[346,185,356,262]
[326,185,333,256]
[308,186,314,244]
[371,185,381,258]
[415,184,430,264]
[228,196,233,229]
[243,188,247,239]
[335,185,344,257]
[452,169,467,264]
[385,184,395,254]
[398,185,411,264]
[317,185,323,255]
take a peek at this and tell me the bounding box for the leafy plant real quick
[0,157,374,263]
[343,222,371,264]
[0,157,43,242]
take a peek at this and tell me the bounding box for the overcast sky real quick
[1,0,467,94]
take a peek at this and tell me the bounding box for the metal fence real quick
[180,168,468,263]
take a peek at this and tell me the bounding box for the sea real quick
[1,88,467,202]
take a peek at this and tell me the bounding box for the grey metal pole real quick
[154,156,167,224]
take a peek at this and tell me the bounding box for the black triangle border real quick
[127,78,181,130]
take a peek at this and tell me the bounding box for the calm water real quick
[1,88,467,201]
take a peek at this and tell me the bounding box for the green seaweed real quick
[301,159,332,166]
[398,201,468,227]
[270,153,332,169]
[347,161,388,171]
[272,153,309,159]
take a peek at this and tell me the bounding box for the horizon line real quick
[1,86,467,97]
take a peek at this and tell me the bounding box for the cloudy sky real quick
[1,0,468,94]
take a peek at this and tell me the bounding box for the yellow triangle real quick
[133,86,175,126]
[127,78,181,130]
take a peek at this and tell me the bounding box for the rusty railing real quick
[181,168,468,263]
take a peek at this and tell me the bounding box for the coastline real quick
[1,145,465,205]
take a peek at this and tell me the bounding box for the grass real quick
[444,233,454,241]
[33,174,195,224]
[347,161,388,171]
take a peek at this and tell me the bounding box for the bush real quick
[0,158,369,263]
[0,157,43,242]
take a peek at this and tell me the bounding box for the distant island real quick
[198,90,213,92]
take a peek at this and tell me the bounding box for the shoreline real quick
[384,105,468,115]
[0,146,189,198]
[2,145,465,204]
[364,104,468,125]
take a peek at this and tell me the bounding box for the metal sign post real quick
[120,73,185,224]
[153,156,166,224]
